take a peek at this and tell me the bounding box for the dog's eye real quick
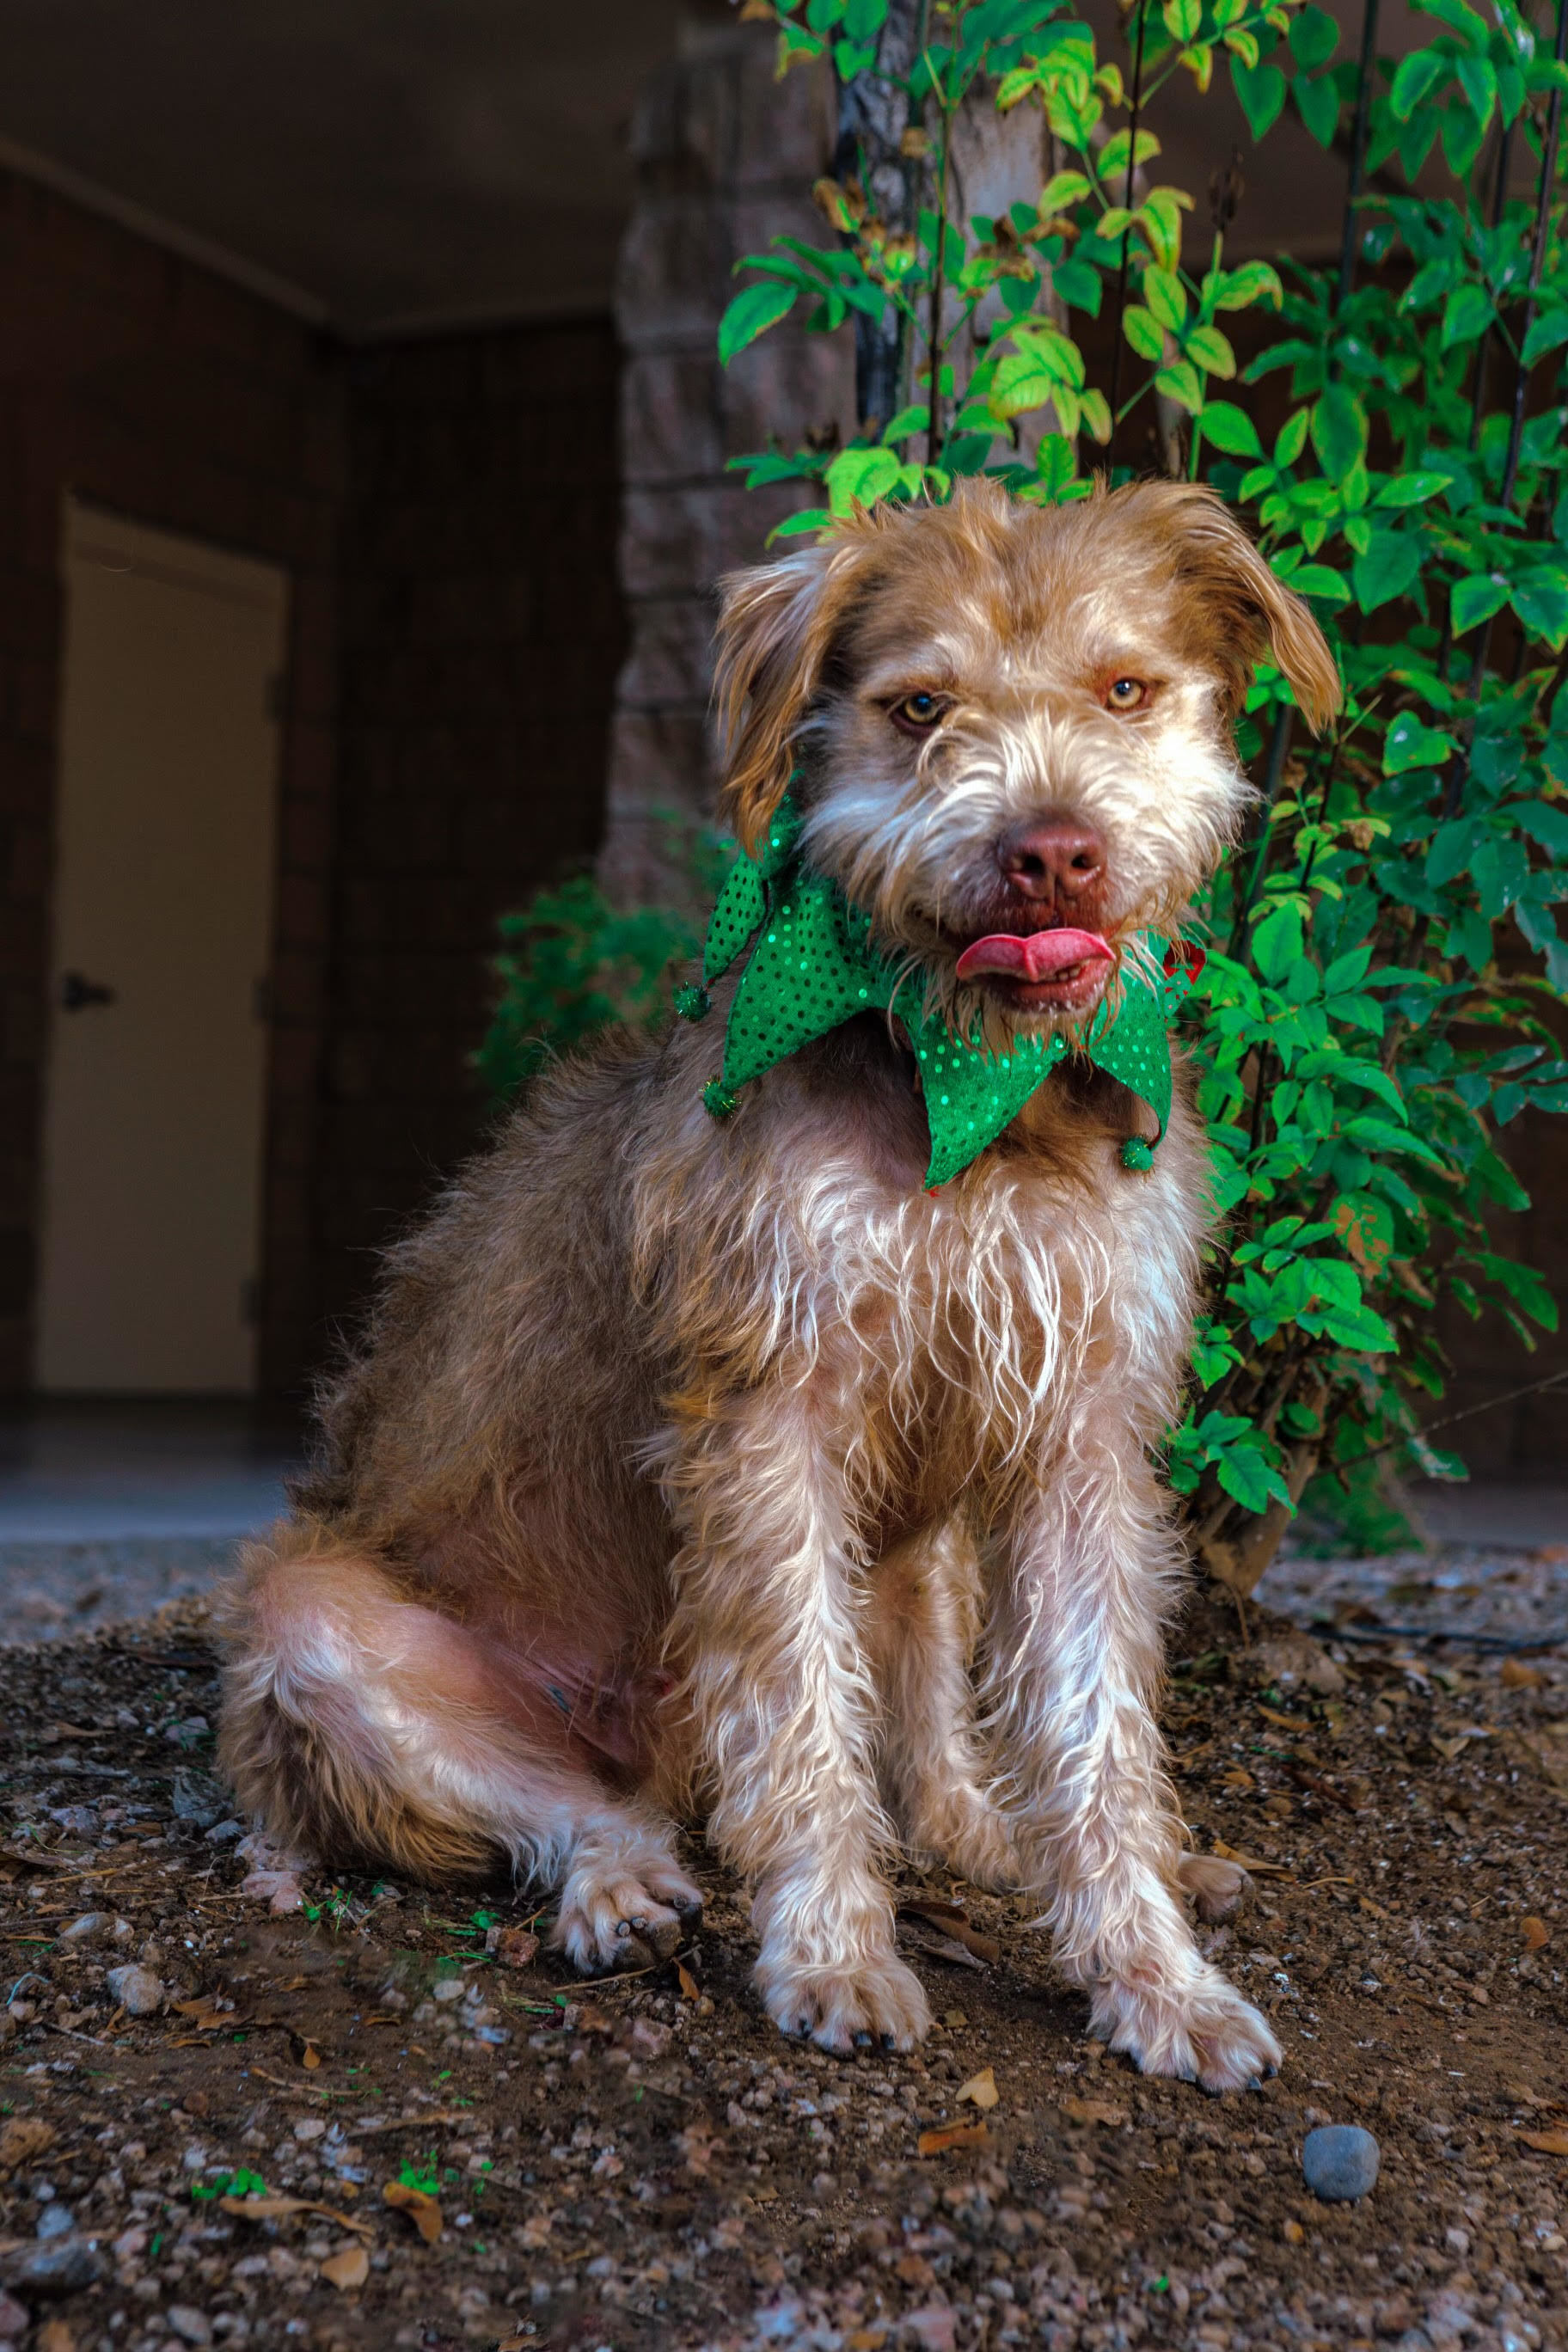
[1105,677,1148,712]
[890,691,947,736]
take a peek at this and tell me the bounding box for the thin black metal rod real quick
[1106,0,1150,464]
[1335,0,1382,311]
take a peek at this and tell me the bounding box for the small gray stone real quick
[5,2235,107,2294]
[171,1771,224,1828]
[104,1963,165,2017]
[205,1817,243,1844]
[167,2307,213,2346]
[47,1804,100,1835]
[1302,2123,1380,2201]
[35,2202,74,2240]
[0,2291,27,2336]
[58,1911,113,1945]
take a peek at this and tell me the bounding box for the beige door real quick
[35,501,288,1393]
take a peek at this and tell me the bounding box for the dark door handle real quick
[60,971,117,1012]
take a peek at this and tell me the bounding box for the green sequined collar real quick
[675,794,1201,1190]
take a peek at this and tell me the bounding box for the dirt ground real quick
[0,1582,1565,2352]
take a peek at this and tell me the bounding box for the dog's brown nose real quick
[996,816,1106,903]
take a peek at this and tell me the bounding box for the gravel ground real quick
[0,1584,1565,2352]
[0,1546,239,1646]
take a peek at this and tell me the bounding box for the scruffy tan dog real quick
[220,478,1338,2089]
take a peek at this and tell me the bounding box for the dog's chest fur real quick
[642,1018,1203,1521]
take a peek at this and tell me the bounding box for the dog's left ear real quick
[1155,484,1343,735]
[714,522,881,854]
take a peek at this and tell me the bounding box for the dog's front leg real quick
[667,1392,929,2055]
[996,1461,1281,2093]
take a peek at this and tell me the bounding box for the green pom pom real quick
[674,983,710,1023]
[1121,1135,1156,1173]
[703,1077,738,1120]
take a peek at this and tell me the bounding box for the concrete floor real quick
[0,1400,302,1541]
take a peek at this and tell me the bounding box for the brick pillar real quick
[601,25,854,905]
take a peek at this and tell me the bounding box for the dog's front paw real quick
[757,1946,931,2055]
[551,1854,703,1972]
[1088,1968,1281,2094]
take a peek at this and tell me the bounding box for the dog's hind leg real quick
[217,1524,701,1964]
[867,1522,1018,1891]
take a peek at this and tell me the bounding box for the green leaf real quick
[1289,5,1340,69]
[1295,70,1342,146]
[1212,260,1283,311]
[1351,529,1424,613]
[1185,323,1237,377]
[1289,563,1353,604]
[1198,400,1262,456]
[1144,267,1188,331]
[1384,712,1456,775]
[718,279,798,366]
[1310,383,1368,482]
[1039,169,1093,213]
[881,404,928,444]
[1253,901,1304,984]
[1122,304,1166,360]
[1373,470,1454,506]
[1450,572,1510,634]
[1441,283,1494,351]
[1164,0,1202,41]
[824,446,903,512]
[1511,565,1568,649]
[1522,308,1568,366]
[1155,360,1204,413]
[1231,58,1288,138]
[1274,407,1310,467]
[1391,48,1449,119]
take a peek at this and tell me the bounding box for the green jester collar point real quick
[677,793,1202,1191]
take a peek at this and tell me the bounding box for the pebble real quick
[104,1963,165,2017]
[166,2308,212,2346]
[58,1912,113,1945]
[6,2236,107,2294]
[1302,2123,1380,2201]
[0,2294,23,2338]
[35,2203,74,2240]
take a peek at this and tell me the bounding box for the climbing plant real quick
[719,0,1568,1583]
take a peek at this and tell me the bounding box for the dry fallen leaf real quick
[302,2043,322,2071]
[956,2066,999,2111]
[1518,2129,1568,2157]
[320,2243,370,2290]
[0,2116,56,2174]
[222,2193,372,2236]
[1522,1916,1551,1951]
[1211,1841,1290,1876]
[900,1904,1001,1965]
[677,1961,701,2003]
[917,2122,988,2157]
[484,1925,542,1969]
[1501,1658,1547,1689]
[1257,1705,1314,1733]
[1059,2094,1130,2127]
[35,2321,76,2352]
[383,2179,444,2242]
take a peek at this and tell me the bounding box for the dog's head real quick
[714,478,1339,1036]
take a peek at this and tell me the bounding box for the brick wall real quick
[313,321,625,1354]
[602,24,852,903]
[0,168,345,1400]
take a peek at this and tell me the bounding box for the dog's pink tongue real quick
[955,927,1113,983]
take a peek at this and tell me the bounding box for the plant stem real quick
[1334,0,1382,315]
[1106,0,1150,465]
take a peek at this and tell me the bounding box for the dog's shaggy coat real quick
[220,479,1339,2087]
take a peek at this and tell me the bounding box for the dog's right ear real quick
[714,524,879,854]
